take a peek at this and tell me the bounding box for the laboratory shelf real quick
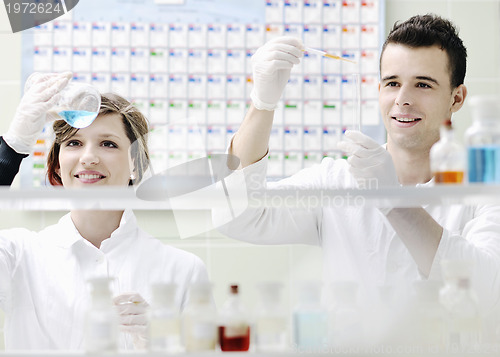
[2,184,500,210]
[1,351,499,357]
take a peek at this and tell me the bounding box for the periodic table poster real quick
[21,0,385,187]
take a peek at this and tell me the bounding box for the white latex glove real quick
[250,36,303,111]
[113,292,150,350]
[3,72,72,154]
[337,130,400,214]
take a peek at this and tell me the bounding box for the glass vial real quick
[439,260,482,350]
[293,281,328,352]
[254,282,288,352]
[327,281,362,349]
[412,280,446,350]
[465,95,500,183]
[181,282,217,352]
[149,283,184,353]
[84,277,118,353]
[430,119,466,184]
[218,284,251,351]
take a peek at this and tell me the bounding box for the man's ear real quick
[451,84,467,113]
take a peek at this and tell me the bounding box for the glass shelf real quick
[2,184,500,210]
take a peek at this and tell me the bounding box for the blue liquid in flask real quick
[468,146,500,183]
[58,110,98,129]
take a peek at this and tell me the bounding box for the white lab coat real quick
[0,209,209,350]
[217,156,500,312]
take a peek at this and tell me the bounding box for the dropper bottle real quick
[84,277,118,353]
[430,119,466,184]
[293,281,328,351]
[439,260,482,349]
[255,282,288,352]
[149,283,183,353]
[218,284,251,351]
[181,282,217,352]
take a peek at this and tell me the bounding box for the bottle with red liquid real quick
[218,284,251,351]
[430,119,466,184]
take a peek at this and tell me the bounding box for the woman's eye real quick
[102,141,118,148]
[387,82,399,87]
[65,140,81,147]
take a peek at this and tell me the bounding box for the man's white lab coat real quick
[218,156,500,312]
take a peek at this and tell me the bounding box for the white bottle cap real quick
[257,281,284,303]
[413,280,442,302]
[188,281,213,303]
[328,281,358,304]
[469,95,500,121]
[152,282,177,305]
[297,280,323,304]
[87,277,114,302]
[441,259,473,280]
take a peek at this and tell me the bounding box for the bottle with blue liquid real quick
[465,95,500,184]
[293,281,328,352]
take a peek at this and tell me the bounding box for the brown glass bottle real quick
[218,285,251,351]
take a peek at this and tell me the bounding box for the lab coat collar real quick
[100,209,137,251]
[51,209,137,249]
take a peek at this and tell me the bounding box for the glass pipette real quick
[303,47,357,64]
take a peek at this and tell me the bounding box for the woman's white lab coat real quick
[0,209,209,350]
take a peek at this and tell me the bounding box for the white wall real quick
[1,0,500,349]
[385,0,500,142]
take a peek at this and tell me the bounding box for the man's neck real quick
[387,143,433,186]
[70,210,125,248]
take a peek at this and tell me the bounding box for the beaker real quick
[25,72,101,129]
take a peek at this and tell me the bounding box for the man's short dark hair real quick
[381,14,467,88]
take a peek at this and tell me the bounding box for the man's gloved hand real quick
[250,36,303,111]
[3,72,72,154]
[337,130,400,214]
[113,292,150,350]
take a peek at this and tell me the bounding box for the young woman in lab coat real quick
[0,73,210,350]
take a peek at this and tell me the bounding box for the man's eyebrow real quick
[381,75,398,82]
[380,75,440,85]
[416,76,440,85]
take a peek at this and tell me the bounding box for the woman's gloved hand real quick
[3,72,72,154]
[250,36,303,111]
[113,292,150,350]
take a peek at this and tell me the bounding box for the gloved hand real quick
[250,36,303,111]
[113,292,150,350]
[337,130,400,214]
[3,72,72,154]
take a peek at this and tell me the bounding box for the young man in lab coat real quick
[217,14,500,313]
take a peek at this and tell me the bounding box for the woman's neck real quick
[70,210,125,248]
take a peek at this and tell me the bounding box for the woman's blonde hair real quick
[46,93,150,186]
